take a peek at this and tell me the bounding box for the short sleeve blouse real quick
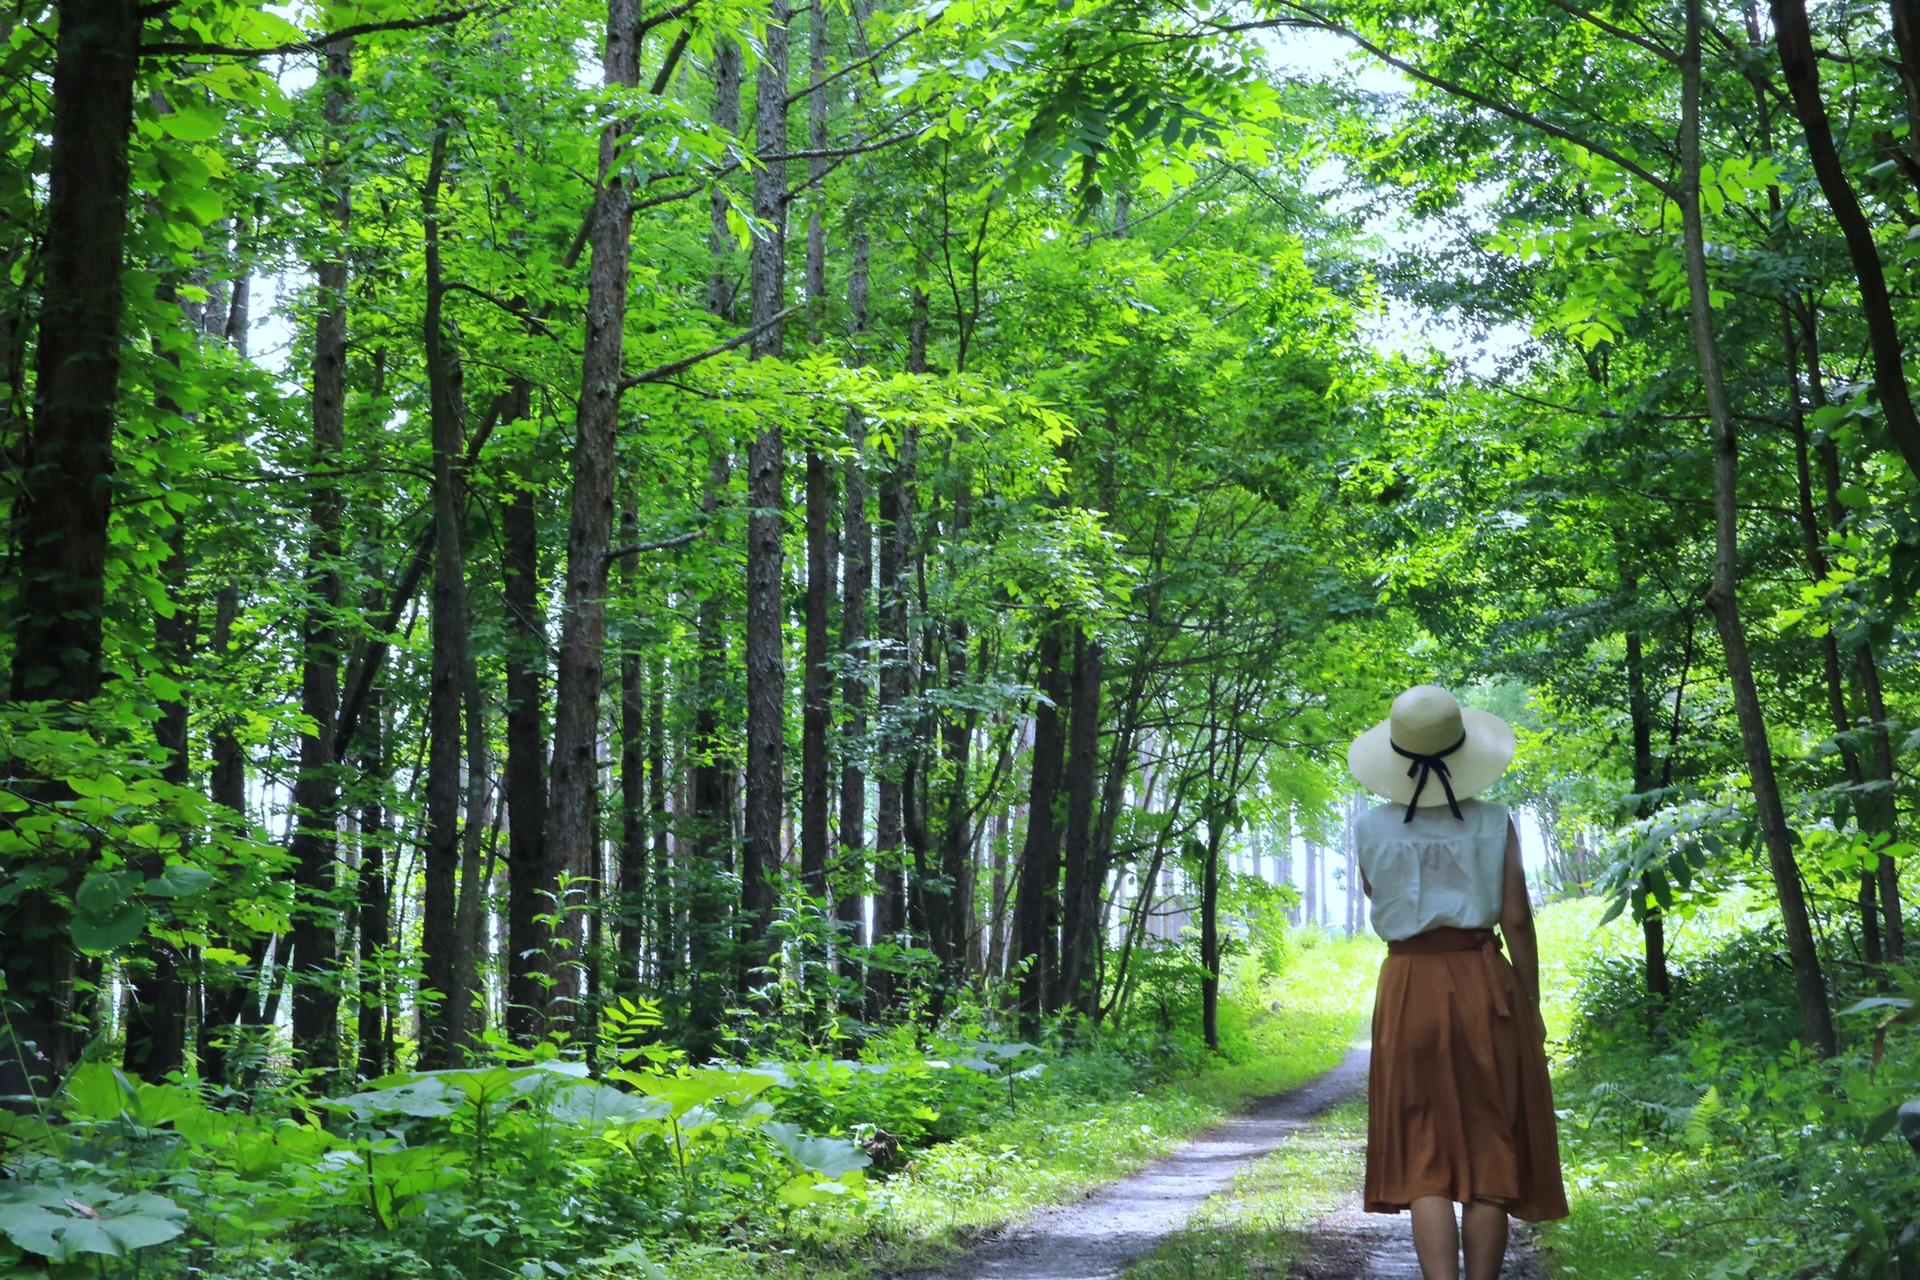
[1354,798,1510,942]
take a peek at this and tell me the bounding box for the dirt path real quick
[920,1046,1545,1280]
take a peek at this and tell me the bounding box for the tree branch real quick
[1269,0,1678,198]
[142,5,491,58]
[438,281,557,337]
[604,530,705,564]
[782,21,929,106]
[616,304,799,392]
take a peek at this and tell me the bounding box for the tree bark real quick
[1683,0,1835,1055]
[284,42,355,1080]
[1769,0,1920,478]
[799,0,835,899]
[1890,0,1920,193]
[1012,623,1067,1033]
[742,0,792,979]
[356,691,392,1080]
[1796,307,1905,963]
[1057,630,1102,1016]
[1200,832,1220,1051]
[687,43,743,1052]
[837,210,873,976]
[618,493,648,993]
[418,124,482,1067]
[1624,626,1673,1001]
[500,379,551,1043]
[548,0,642,1029]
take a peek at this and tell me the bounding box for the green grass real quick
[1126,1099,1369,1280]
[761,930,1386,1279]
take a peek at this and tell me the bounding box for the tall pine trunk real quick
[1057,630,1102,1015]
[287,43,355,1079]
[798,0,835,898]
[837,221,873,977]
[501,379,551,1043]
[618,493,648,992]
[1012,624,1067,1033]
[356,692,392,1079]
[548,0,642,1029]
[742,0,792,979]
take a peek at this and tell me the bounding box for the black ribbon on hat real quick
[1392,732,1468,823]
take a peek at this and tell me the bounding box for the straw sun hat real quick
[1347,685,1516,821]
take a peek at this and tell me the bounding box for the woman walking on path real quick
[1348,685,1569,1280]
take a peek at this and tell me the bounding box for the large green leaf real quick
[0,1187,185,1262]
[762,1122,872,1176]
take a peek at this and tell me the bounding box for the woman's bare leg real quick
[1462,1201,1510,1280]
[1409,1196,1460,1280]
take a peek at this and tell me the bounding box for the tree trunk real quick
[1199,833,1220,1051]
[283,43,356,1080]
[798,0,836,899]
[501,379,550,1044]
[548,0,642,1029]
[1057,630,1103,1016]
[1797,307,1905,964]
[837,220,873,977]
[618,494,648,993]
[648,655,674,990]
[1890,0,1920,193]
[742,0,792,979]
[687,42,743,1052]
[356,691,392,1080]
[1624,627,1673,1000]
[419,125,478,1068]
[1012,623,1067,1033]
[1683,0,1835,1055]
[1769,0,1920,478]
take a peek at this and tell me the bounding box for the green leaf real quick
[60,1063,136,1121]
[72,902,149,953]
[146,865,213,897]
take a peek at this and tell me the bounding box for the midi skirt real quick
[1365,926,1568,1223]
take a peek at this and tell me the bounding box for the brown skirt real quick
[1365,926,1568,1223]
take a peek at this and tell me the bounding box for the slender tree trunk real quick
[1769,0,1920,478]
[799,0,836,899]
[1012,624,1067,1033]
[1890,0,1920,193]
[284,43,356,1080]
[1682,0,1835,1055]
[357,692,392,1079]
[1780,321,1882,965]
[617,494,648,993]
[548,0,642,1029]
[742,0,792,978]
[1796,307,1905,963]
[870,421,917,1013]
[500,379,550,1043]
[1057,630,1102,1016]
[648,655,674,990]
[1624,627,1673,1000]
[687,42,744,1052]
[419,125,478,1067]
[1200,832,1220,1051]
[837,223,873,977]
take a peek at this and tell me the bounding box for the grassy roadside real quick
[1525,893,1904,1280]
[762,931,1384,1280]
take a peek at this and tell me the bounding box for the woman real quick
[1347,684,1568,1280]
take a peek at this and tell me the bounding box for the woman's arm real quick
[1500,817,1543,1034]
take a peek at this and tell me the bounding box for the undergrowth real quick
[1531,896,1920,1280]
[0,928,1383,1280]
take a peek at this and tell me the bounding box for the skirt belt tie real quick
[1386,926,1511,1019]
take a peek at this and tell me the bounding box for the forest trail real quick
[921,1046,1542,1280]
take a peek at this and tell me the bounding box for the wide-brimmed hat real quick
[1347,684,1515,820]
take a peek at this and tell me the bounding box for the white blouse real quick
[1354,799,1510,942]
